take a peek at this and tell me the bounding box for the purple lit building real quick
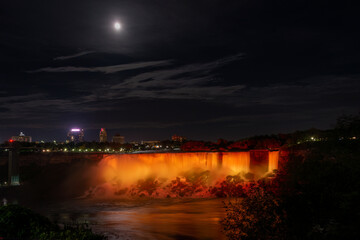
[67,128,84,143]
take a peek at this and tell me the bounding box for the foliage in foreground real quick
[0,205,106,240]
[222,185,287,240]
[222,139,360,240]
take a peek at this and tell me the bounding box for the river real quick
[31,198,227,240]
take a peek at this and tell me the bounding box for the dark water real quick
[33,198,226,240]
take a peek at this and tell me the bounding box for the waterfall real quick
[86,151,280,198]
[268,151,279,173]
[222,152,250,174]
[98,151,278,187]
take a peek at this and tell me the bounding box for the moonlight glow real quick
[114,22,121,31]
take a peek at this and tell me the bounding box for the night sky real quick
[0,0,359,142]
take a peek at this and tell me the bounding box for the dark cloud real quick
[29,59,172,74]
[54,51,96,61]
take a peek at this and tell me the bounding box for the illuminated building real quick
[67,128,84,142]
[112,134,125,144]
[172,134,186,142]
[99,128,108,142]
[11,132,32,142]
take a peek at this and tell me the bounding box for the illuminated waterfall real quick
[93,151,279,197]
[222,152,250,173]
[268,151,279,173]
[99,152,277,183]
[99,152,220,186]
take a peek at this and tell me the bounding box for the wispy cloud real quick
[104,53,245,100]
[0,54,247,127]
[115,85,246,100]
[111,53,244,89]
[1,74,359,133]
[0,94,44,103]
[28,60,172,74]
[54,51,95,61]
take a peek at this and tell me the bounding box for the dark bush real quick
[0,205,106,240]
[222,185,287,240]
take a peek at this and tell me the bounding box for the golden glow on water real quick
[47,199,227,240]
[120,199,226,240]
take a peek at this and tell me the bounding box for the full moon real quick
[114,22,121,31]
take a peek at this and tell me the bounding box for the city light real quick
[71,128,81,132]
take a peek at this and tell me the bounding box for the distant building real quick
[112,134,125,144]
[172,134,186,142]
[99,128,108,142]
[67,128,84,143]
[11,132,32,143]
[141,140,160,146]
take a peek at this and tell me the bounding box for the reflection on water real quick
[38,198,226,240]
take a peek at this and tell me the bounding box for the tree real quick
[335,113,360,139]
[222,185,287,240]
